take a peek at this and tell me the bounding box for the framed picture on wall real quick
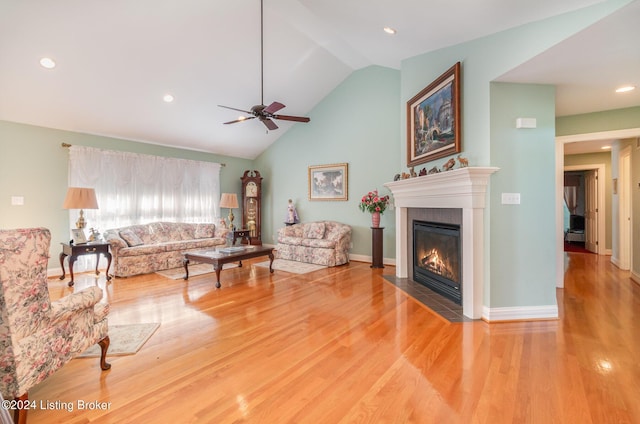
[308,163,348,201]
[407,62,461,167]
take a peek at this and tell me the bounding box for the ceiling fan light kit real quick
[219,0,310,131]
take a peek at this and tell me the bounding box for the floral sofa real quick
[276,221,351,267]
[104,222,229,277]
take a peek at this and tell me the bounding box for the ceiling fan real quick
[218,0,310,131]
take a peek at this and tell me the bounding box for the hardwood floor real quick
[26,253,640,423]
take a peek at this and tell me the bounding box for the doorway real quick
[563,170,589,252]
[563,164,604,255]
[555,129,640,289]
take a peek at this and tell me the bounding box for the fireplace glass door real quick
[413,220,462,304]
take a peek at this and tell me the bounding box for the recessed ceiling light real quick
[383,27,397,35]
[39,57,56,69]
[615,85,636,93]
[163,94,174,103]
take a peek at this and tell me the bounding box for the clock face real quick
[246,181,258,197]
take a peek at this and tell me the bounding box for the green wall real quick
[556,106,640,135]
[257,0,631,310]
[254,65,401,260]
[396,0,631,309]
[0,120,252,268]
[489,83,557,307]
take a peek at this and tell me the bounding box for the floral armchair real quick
[0,228,110,424]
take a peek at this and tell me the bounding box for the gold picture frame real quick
[308,163,348,201]
[407,62,461,166]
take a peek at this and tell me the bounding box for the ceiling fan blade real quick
[224,116,256,125]
[218,105,253,114]
[263,101,285,115]
[261,118,278,130]
[273,114,311,123]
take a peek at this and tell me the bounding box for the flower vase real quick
[371,211,381,228]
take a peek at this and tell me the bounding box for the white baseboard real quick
[611,256,620,267]
[47,267,64,279]
[348,254,396,266]
[632,271,640,285]
[482,304,559,322]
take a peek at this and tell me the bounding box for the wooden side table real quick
[59,242,112,286]
[229,229,251,245]
[371,227,385,269]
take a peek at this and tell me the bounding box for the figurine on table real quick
[284,199,299,226]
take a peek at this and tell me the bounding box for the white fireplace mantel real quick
[384,167,499,319]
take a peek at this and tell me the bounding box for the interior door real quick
[585,169,598,253]
[619,146,631,269]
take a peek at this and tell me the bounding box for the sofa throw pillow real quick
[119,229,144,247]
[195,224,216,239]
[304,222,325,239]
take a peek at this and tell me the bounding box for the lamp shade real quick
[62,187,99,210]
[219,193,239,209]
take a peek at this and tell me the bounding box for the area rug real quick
[156,262,238,280]
[77,323,160,357]
[253,259,326,274]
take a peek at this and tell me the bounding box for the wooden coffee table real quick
[183,246,274,288]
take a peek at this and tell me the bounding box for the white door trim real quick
[555,127,640,289]
[618,145,632,270]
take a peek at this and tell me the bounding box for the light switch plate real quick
[11,196,24,206]
[501,193,521,204]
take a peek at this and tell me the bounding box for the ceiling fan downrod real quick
[217,0,310,130]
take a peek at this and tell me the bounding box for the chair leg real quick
[13,393,28,424]
[98,335,111,370]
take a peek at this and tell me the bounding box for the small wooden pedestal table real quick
[183,246,274,288]
[59,241,112,286]
[371,227,385,269]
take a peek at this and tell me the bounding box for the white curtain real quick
[68,145,222,234]
[564,187,577,215]
[564,174,579,215]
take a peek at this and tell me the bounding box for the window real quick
[68,146,222,232]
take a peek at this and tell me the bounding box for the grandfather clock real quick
[241,170,263,245]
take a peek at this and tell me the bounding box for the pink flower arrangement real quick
[359,190,390,214]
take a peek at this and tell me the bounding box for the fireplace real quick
[384,167,498,319]
[413,221,461,304]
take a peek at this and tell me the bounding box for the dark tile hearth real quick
[383,275,475,323]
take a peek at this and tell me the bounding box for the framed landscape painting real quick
[308,163,348,201]
[407,62,461,167]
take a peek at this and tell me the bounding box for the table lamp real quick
[63,187,99,229]
[220,193,239,231]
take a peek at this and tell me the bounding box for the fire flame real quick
[420,248,456,280]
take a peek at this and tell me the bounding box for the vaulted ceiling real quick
[1,0,638,159]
